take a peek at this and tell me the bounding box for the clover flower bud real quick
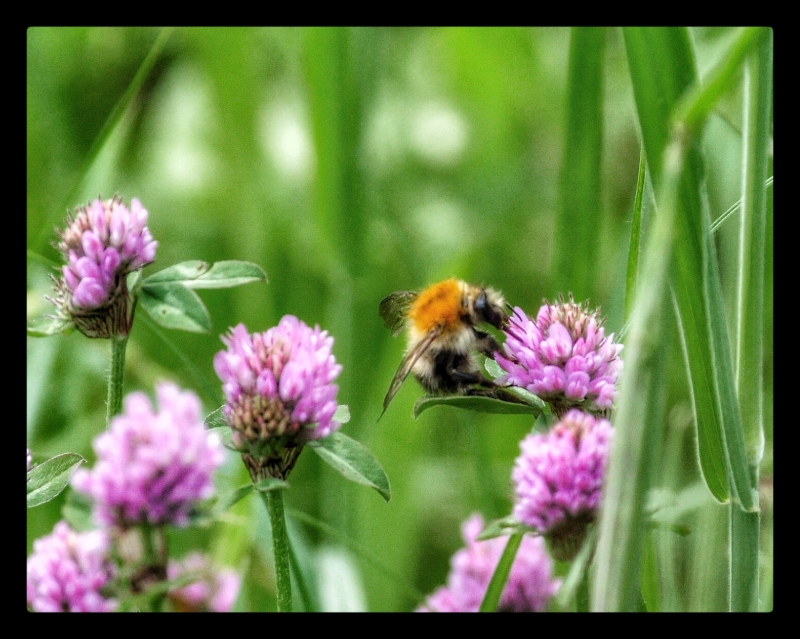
[71,382,224,528]
[48,196,157,338]
[27,521,117,612]
[496,296,623,418]
[512,409,613,561]
[213,317,342,482]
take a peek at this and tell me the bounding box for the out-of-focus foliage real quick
[27,27,772,611]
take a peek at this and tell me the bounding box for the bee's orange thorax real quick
[408,279,463,334]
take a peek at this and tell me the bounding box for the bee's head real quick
[472,287,508,330]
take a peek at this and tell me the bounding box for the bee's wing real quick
[381,326,441,415]
[379,291,418,337]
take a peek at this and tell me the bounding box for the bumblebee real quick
[379,278,513,415]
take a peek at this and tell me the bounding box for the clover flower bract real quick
[213,317,342,481]
[512,409,613,561]
[71,382,224,528]
[418,513,559,612]
[49,195,157,337]
[27,521,117,612]
[495,297,623,418]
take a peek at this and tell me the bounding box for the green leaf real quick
[595,25,760,613]
[484,358,504,378]
[475,516,535,541]
[204,406,238,451]
[485,360,545,408]
[204,406,228,429]
[206,424,237,453]
[308,432,391,502]
[31,28,175,252]
[142,260,210,284]
[504,387,546,408]
[61,490,94,532]
[672,27,770,134]
[143,260,267,289]
[253,476,290,493]
[640,529,661,612]
[553,26,606,300]
[333,404,351,424]
[26,315,73,337]
[625,144,647,323]
[212,483,256,514]
[624,26,731,505]
[138,282,211,332]
[413,394,541,419]
[27,452,85,508]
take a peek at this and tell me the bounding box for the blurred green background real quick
[27,27,771,611]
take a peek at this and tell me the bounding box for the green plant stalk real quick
[730,469,760,611]
[106,333,129,425]
[623,27,729,506]
[640,529,661,611]
[576,569,590,612]
[729,31,772,613]
[262,490,293,611]
[662,28,767,514]
[138,523,168,612]
[479,532,522,612]
[286,532,314,612]
[673,27,770,134]
[736,29,771,469]
[592,123,682,610]
[710,177,773,235]
[625,143,647,324]
[36,28,175,251]
[626,27,759,514]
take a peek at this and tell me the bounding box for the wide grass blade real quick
[552,27,606,300]
[730,28,772,613]
[32,28,174,251]
[624,27,762,511]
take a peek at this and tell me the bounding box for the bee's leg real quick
[447,367,489,387]
[448,366,516,399]
[472,329,501,358]
[465,385,528,404]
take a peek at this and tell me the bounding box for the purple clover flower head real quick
[418,513,559,612]
[213,317,342,482]
[167,553,241,612]
[512,409,613,561]
[71,382,225,528]
[27,448,32,472]
[495,296,623,418]
[48,196,157,338]
[27,520,117,612]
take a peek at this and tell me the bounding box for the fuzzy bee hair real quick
[379,279,510,415]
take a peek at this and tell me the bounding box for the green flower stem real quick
[576,567,590,612]
[730,465,760,611]
[106,333,129,426]
[262,490,293,611]
[136,523,168,612]
[479,532,522,612]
